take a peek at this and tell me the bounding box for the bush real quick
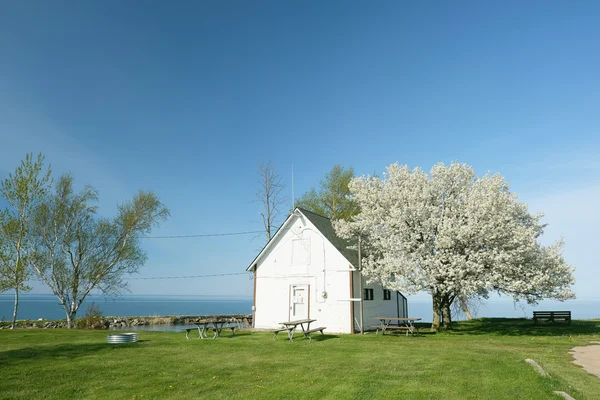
[76,303,105,329]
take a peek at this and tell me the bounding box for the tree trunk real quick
[431,293,441,331]
[442,299,452,329]
[62,302,77,329]
[10,288,19,329]
[66,307,78,329]
[460,298,473,320]
[65,311,73,329]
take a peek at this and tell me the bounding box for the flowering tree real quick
[335,162,575,330]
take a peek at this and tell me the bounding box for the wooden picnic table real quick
[184,319,237,339]
[374,317,421,336]
[274,319,316,342]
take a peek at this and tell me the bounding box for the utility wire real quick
[141,230,263,239]
[29,272,250,282]
[129,272,249,280]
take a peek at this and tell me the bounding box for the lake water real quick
[406,298,599,321]
[1,294,597,327]
[0,294,253,322]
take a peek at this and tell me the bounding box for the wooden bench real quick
[371,325,419,336]
[303,327,326,343]
[533,311,571,325]
[219,326,237,337]
[184,327,199,339]
[184,326,237,339]
[272,328,288,341]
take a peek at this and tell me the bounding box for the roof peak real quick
[295,207,331,221]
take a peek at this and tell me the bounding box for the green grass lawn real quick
[1,319,599,400]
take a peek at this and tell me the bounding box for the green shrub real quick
[76,303,105,329]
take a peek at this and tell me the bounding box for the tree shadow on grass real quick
[449,318,600,336]
[0,342,140,366]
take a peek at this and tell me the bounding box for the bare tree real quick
[256,160,286,242]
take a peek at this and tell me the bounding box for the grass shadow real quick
[449,318,600,336]
[0,342,127,366]
[312,334,337,342]
[273,333,338,343]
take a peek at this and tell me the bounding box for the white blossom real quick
[335,162,575,312]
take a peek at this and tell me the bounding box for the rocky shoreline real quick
[0,314,253,330]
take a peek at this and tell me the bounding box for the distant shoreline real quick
[2,294,598,322]
[0,314,253,329]
[0,294,254,321]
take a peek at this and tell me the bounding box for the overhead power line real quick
[141,230,263,239]
[29,272,250,282]
[129,272,249,280]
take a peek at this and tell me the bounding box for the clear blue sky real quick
[0,1,598,299]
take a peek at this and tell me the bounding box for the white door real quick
[290,284,309,320]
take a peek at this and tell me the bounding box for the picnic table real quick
[373,317,421,336]
[272,319,326,342]
[184,319,237,339]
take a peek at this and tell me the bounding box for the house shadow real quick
[448,318,600,336]
[0,342,141,366]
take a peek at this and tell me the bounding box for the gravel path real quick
[570,341,600,379]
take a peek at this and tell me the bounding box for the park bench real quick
[273,319,319,342]
[272,328,288,341]
[302,326,326,343]
[218,326,237,336]
[533,311,571,325]
[184,325,236,339]
[370,325,419,336]
[184,327,197,339]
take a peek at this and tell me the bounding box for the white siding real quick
[252,209,407,335]
[352,274,405,332]
[253,214,354,333]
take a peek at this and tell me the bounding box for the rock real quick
[525,359,548,377]
[553,391,575,400]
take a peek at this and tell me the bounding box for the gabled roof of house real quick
[296,208,358,267]
[246,207,357,271]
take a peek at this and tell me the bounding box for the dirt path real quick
[571,341,600,379]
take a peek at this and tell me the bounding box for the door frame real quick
[288,284,310,321]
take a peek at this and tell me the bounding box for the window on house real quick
[291,238,311,265]
[383,289,391,300]
[363,288,374,301]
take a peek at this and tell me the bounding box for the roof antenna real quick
[292,164,295,211]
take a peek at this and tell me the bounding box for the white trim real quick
[245,210,298,271]
[247,208,357,271]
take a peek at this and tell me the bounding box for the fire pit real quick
[107,333,138,343]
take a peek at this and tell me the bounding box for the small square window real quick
[383,289,391,300]
[364,288,374,301]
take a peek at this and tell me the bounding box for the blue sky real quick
[0,1,598,300]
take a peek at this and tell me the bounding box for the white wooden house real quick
[247,208,408,334]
